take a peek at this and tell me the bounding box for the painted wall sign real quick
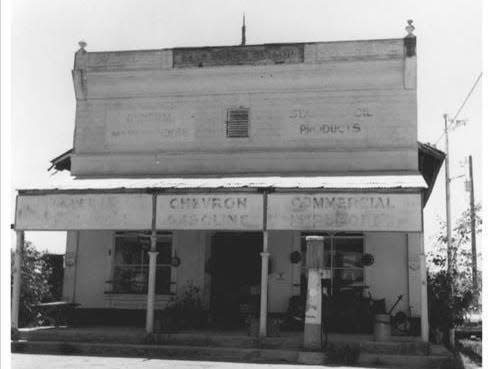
[173,44,304,68]
[284,104,374,142]
[157,194,263,230]
[16,194,153,230]
[267,193,422,232]
[105,107,195,148]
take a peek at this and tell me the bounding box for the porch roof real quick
[18,173,427,194]
[16,173,426,232]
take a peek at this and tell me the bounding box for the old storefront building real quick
[12,22,444,351]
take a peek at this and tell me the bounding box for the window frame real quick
[326,233,365,295]
[301,232,365,297]
[110,231,175,296]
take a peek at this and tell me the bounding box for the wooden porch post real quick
[145,194,159,334]
[419,232,429,342]
[12,230,25,329]
[259,231,269,337]
[304,235,324,350]
[145,234,158,333]
[259,192,269,337]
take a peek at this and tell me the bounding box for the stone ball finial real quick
[78,40,87,50]
[405,20,415,36]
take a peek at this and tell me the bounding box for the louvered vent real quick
[226,108,249,138]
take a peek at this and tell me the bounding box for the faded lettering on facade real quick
[157,194,263,230]
[106,108,195,147]
[299,123,361,136]
[285,105,374,140]
[15,194,153,230]
[173,44,304,68]
[267,193,422,231]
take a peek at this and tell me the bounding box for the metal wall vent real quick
[226,108,249,138]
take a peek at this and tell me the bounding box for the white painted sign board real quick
[267,193,422,232]
[16,194,153,230]
[157,194,263,230]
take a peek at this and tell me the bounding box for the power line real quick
[434,73,483,146]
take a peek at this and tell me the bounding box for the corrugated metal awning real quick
[18,173,427,193]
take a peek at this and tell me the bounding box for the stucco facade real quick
[71,39,417,177]
[63,230,419,316]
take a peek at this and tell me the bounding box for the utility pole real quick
[444,114,454,285]
[241,13,246,46]
[443,113,455,347]
[468,155,478,292]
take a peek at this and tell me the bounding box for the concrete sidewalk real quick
[12,353,434,369]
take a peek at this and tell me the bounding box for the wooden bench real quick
[36,301,80,326]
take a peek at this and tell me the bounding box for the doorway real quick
[210,232,263,329]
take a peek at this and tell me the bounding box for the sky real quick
[9,0,482,255]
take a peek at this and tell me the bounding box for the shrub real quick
[427,205,482,344]
[428,271,474,337]
[155,282,206,332]
[11,241,54,327]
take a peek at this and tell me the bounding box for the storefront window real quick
[332,235,364,294]
[112,232,172,294]
[301,233,364,296]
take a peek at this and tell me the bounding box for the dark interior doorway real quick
[210,232,263,329]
